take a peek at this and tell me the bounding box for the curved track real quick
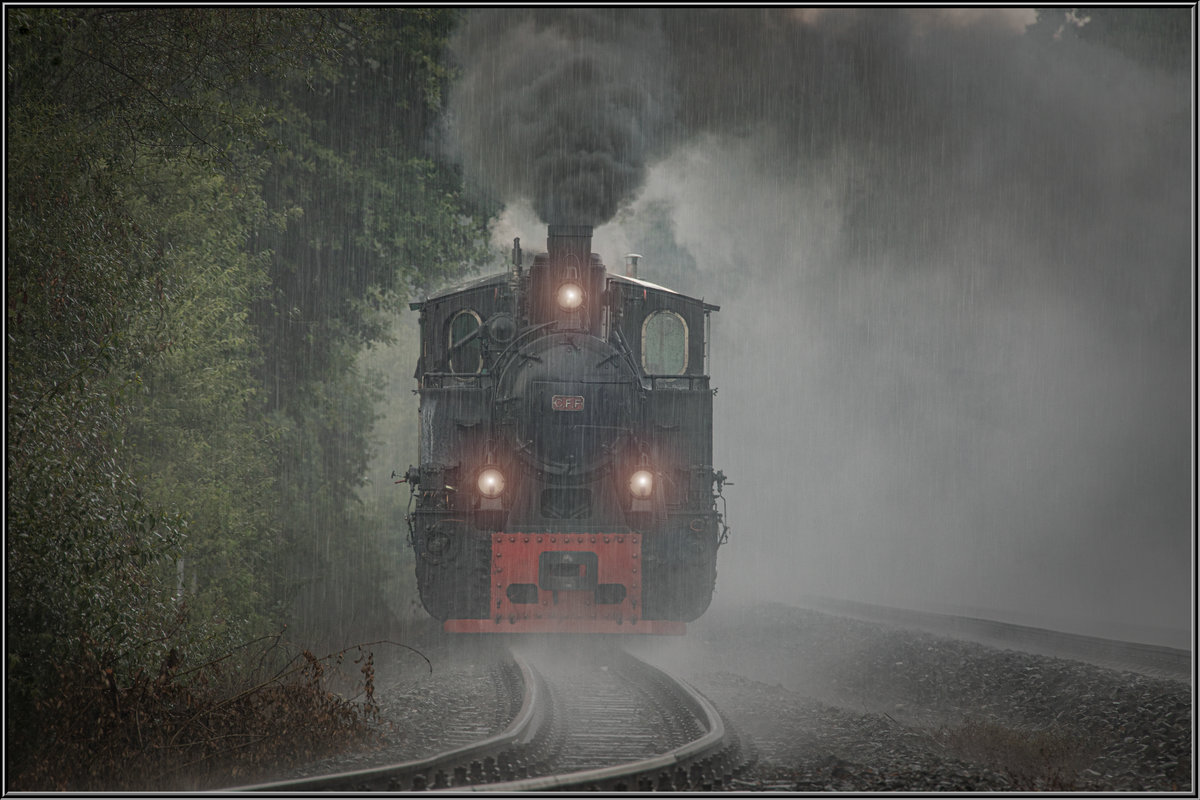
[474,642,745,791]
[796,596,1191,681]
[231,644,745,792]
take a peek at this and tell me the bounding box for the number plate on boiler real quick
[551,394,585,411]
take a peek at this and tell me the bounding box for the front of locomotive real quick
[409,225,703,634]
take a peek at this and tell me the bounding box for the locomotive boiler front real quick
[492,331,641,478]
[408,222,725,634]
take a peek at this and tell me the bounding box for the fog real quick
[444,9,1193,648]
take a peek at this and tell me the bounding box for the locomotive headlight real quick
[477,467,506,498]
[629,469,654,499]
[556,281,584,311]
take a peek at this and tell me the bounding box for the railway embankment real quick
[638,602,1192,792]
[25,603,1186,791]
[247,602,1192,792]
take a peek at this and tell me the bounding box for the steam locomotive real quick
[402,225,728,633]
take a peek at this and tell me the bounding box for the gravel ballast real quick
[249,603,1192,792]
[632,602,1192,792]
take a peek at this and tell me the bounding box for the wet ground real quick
[263,601,1192,792]
[630,602,1192,792]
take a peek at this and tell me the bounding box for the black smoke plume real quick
[445,9,670,226]
[442,8,1192,645]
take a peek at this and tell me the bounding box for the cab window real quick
[641,310,688,374]
[448,309,482,373]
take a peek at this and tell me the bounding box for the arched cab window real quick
[641,310,688,374]
[448,309,482,373]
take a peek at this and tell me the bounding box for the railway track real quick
[232,642,746,792]
[793,596,1192,681]
[230,603,1184,793]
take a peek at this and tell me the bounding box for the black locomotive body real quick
[405,225,727,633]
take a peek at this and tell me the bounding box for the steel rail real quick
[449,655,727,792]
[228,650,542,793]
[796,595,1192,680]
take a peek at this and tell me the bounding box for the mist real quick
[444,9,1193,648]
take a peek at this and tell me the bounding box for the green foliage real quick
[252,9,492,395]
[7,33,184,768]
[6,95,178,632]
[5,5,346,774]
[121,154,282,647]
[245,9,494,641]
[6,7,336,163]
[7,8,495,783]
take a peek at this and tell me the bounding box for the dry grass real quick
[943,717,1101,790]
[7,642,395,792]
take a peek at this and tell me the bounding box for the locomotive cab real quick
[407,225,726,634]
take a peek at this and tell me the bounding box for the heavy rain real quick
[444,7,1192,648]
[7,6,1192,792]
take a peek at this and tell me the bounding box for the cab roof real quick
[410,268,719,312]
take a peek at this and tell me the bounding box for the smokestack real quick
[538,224,604,334]
[625,253,642,278]
[547,224,594,273]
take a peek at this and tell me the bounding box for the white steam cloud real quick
[445,9,1193,647]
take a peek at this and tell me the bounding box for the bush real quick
[7,635,387,792]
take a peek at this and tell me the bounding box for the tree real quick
[6,7,342,770]
[7,12,497,778]
[245,9,495,645]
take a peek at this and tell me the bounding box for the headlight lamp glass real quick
[629,469,654,499]
[477,467,505,498]
[556,281,584,310]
